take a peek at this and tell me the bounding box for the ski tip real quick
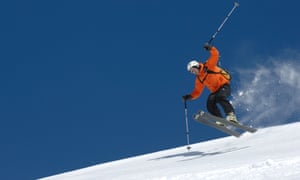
[251,129,258,133]
[234,2,240,7]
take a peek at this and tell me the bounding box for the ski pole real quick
[208,2,239,44]
[184,100,191,150]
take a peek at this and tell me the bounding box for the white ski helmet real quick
[187,60,200,71]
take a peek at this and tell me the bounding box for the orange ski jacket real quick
[190,46,230,100]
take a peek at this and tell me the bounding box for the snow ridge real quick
[40,122,300,180]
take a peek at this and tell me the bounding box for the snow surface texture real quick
[40,122,300,180]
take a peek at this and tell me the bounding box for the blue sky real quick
[1,1,300,179]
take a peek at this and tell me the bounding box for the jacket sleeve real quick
[190,78,205,100]
[205,46,219,68]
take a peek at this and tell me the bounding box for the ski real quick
[195,110,257,133]
[193,115,241,137]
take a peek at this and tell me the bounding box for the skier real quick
[182,43,238,125]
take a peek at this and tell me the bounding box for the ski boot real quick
[226,112,238,124]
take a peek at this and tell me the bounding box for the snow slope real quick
[40,122,300,180]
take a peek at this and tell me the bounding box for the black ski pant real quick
[206,84,234,118]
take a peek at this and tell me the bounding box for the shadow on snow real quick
[149,146,249,162]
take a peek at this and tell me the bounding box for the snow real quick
[40,122,300,180]
[233,58,300,127]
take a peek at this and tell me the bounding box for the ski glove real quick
[203,42,212,51]
[182,94,192,101]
